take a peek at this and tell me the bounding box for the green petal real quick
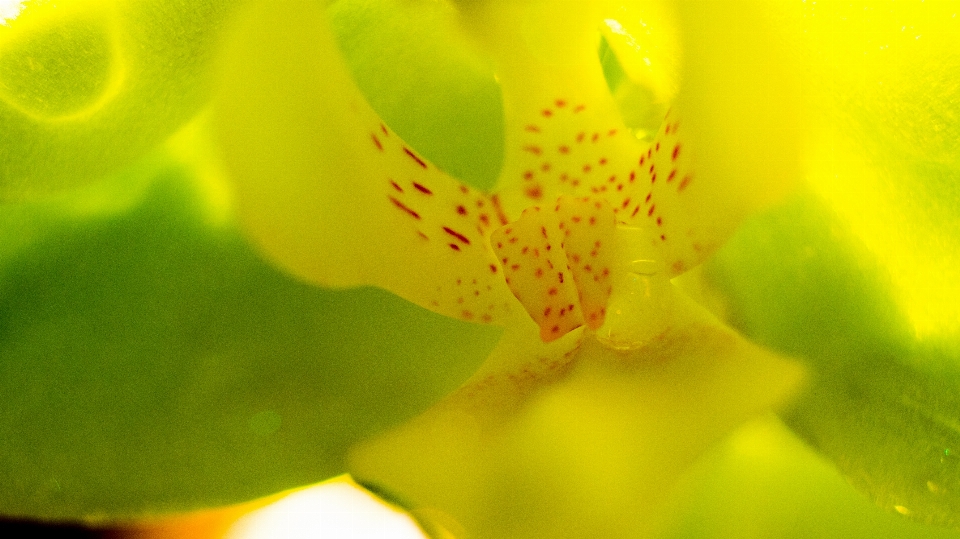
[706,193,960,527]
[0,0,241,199]
[665,417,960,539]
[350,292,802,539]
[0,124,499,520]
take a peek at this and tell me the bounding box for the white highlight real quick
[226,480,427,539]
[0,0,25,25]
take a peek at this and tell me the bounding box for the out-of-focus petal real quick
[671,0,804,240]
[350,291,803,539]
[0,0,240,198]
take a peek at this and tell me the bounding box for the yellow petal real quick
[350,293,804,539]
[672,0,804,220]
[215,0,517,324]
[491,205,585,342]
[459,0,796,279]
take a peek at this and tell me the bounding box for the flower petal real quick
[671,0,804,220]
[704,2,960,525]
[0,122,501,519]
[0,0,238,199]
[350,291,804,539]
[215,0,517,324]
[459,0,800,278]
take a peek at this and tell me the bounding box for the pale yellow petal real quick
[350,293,804,539]
[215,0,516,324]
[673,0,804,219]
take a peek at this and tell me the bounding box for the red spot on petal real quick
[525,124,541,133]
[672,144,681,161]
[449,243,461,251]
[390,181,403,193]
[490,264,498,273]
[648,204,656,217]
[443,227,471,245]
[389,197,421,220]
[404,147,427,168]
[678,176,692,192]
[371,133,383,151]
[491,195,510,225]
[413,182,433,195]
[524,145,543,155]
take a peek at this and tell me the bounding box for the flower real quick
[1,0,959,536]
[214,0,807,537]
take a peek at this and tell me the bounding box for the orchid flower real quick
[1,0,960,538]
[215,0,800,537]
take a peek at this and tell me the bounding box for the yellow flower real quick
[215,1,807,536]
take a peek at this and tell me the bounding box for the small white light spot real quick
[227,479,427,539]
[0,0,25,25]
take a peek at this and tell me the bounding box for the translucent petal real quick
[215,0,517,324]
[670,0,804,242]
[599,0,681,106]
[0,0,238,198]
[350,293,804,539]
